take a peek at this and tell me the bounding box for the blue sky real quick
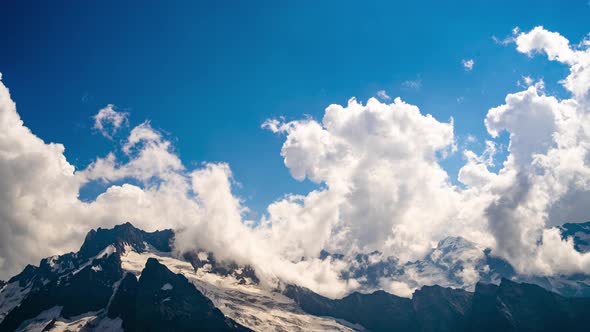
[1,0,589,215]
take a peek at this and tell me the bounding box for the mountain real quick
[285,279,590,332]
[0,223,355,331]
[0,223,249,331]
[1,222,590,331]
[108,258,249,332]
[320,223,590,298]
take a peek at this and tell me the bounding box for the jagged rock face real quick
[285,285,417,331]
[109,258,249,332]
[2,222,590,332]
[286,279,590,332]
[78,222,174,259]
[1,223,352,331]
[0,223,253,331]
[0,251,123,331]
[469,279,590,332]
[412,285,472,332]
[182,251,259,285]
[108,273,139,326]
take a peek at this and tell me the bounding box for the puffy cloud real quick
[93,104,129,139]
[0,74,356,298]
[516,27,577,64]
[83,121,184,184]
[485,86,560,166]
[516,26,590,99]
[0,74,83,278]
[458,141,499,188]
[478,27,590,275]
[264,97,481,263]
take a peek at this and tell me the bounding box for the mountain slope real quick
[286,278,590,332]
[320,223,590,298]
[109,257,249,332]
[0,223,250,332]
[0,223,353,332]
[2,222,590,331]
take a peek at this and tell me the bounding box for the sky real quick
[1,0,588,213]
[1,1,590,297]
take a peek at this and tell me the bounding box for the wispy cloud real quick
[462,59,474,71]
[376,90,391,100]
[402,77,422,90]
[492,26,520,45]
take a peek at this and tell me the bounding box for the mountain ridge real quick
[1,222,590,331]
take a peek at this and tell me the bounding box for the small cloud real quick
[462,59,474,71]
[492,35,513,45]
[93,104,129,139]
[261,119,281,133]
[261,117,290,134]
[512,26,520,35]
[522,75,534,86]
[81,92,91,103]
[492,27,520,46]
[401,77,422,90]
[456,96,465,104]
[516,76,533,87]
[517,76,545,90]
[376,90,391,100]
[465,134,477,144]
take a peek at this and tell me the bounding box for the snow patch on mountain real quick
[15,306,123,332]
[119,246,355,331]
[0,282,31,324]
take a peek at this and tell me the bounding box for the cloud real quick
[517,75,534,87]
[492,27,520,46]
[376,90,391,100]
[1,26,590,299]
[264,97,470,263]
[401,78,422,90]
[462,59,475,71]
[93,104,129,139]
[515,26,590,99]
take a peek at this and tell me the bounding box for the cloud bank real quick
[1,26,590,298]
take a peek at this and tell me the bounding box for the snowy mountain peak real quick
[78,222,174,259]
[2,222,590,331]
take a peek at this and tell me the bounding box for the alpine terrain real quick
[1,222,590,331]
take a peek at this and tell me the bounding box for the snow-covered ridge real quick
[0,282,30,324]
[16,306,122,332]
[3,222,590,331]
[120,246,355,331]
